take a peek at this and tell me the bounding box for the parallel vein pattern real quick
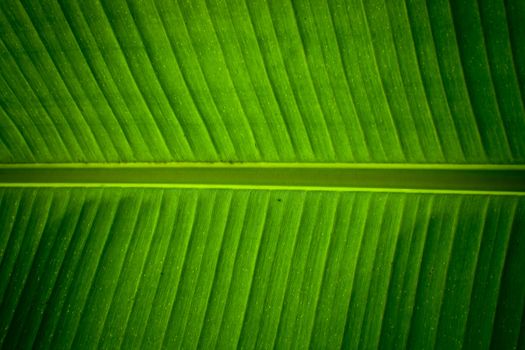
[0,188,524,349]
[0,0,524,163]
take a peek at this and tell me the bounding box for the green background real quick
[1,0,524,349]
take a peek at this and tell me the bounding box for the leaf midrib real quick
[0,163,524,195]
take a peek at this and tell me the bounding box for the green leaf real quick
[0,0,524,163]
[0,0,524,349]
[0,189,524,349]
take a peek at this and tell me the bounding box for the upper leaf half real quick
[0,0,524,163]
